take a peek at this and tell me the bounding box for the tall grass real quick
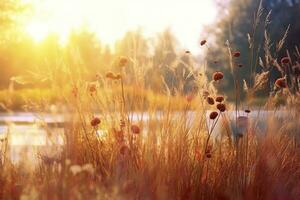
[0,4,300,200]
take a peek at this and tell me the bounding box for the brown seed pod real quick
[212,71,224,81]
[216,103,226,112]
[281,57,290,64]
[119,56,128,67]
[215,96,224,103]
[233,51,241,57]
[275,77,287,88]
[131,124,141,134]
[106,72,115,79]
[209,111,218,120]
[91,117,101,127]
[207,96,215,105]
[200,40,207,46]
[245,109,251,113]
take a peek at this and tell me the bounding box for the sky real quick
[24,0,218,52]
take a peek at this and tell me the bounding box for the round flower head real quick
[275,77,287,88]
[89,83,97,93]
[106,72,115,79]
[131,124,141,134]
[215,96,224,103]
[91,117,101,127]
[216,103,226,112]
[200,40,207,46]
[233,51,241,57]
[281,57,290,64]
[245,109,251,113]
[209,111,218,120]
[119,56,128,67]
[212,71,224,81]
[238,63,243,68]
[207,96,215,105]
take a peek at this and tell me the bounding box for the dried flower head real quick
[238,63,243,68]
[89,83,97,93]
[212,71,224,81]
[120,145,129,155]
[200,40,207,46]
[217,103,226,112]
[106,72,115,79]
[185,50,191,54]
[245,109,251,113]
[207,96,215,105]
[233,51,241,57]
[131,124,141,134]
[215,96,224,103]
[91,117,101,127]
[275,77,287,88]
[119,56,128,67]
[209,111,218,120]
[281,57,290,64]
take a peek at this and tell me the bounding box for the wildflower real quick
[245,109,251,113]
[88,83,97,93]
[233,51,241,57]
[131,124,141,134]
[206,153,212,158]
[209,111,218,120]
[212,71,224,81]
[217,103,226,112]
[281,57,290,64]
[119,56,128,67]
[215,96,224,103]
[106,72,115,79]
[91,117,101,127]
[275,77,287,88]
[200,40,207,46]
[120,145,129,155]
[238,63,243,68]
[207,96,215,105]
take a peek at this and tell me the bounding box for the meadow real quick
[0,0,300,200]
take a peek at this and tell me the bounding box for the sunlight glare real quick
[24,0,217,51]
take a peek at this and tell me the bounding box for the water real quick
[0,110,292,163]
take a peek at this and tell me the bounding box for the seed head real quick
[209,111,218,120]
[212,71,224,81]
[200,40,207,46]
[245,109,251,113]
[216,103,226,112]
[215,96,224,103]
[275,77,287,88]
[207,96,215,105]
[89,83,97,93]
[106,72,115,79]
[131,124,141,134]
[281,57,290,64]
[119,56,128,67]
[233,51,241,57]
[91,117,101,127]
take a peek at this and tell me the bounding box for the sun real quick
[24,0,217,51]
